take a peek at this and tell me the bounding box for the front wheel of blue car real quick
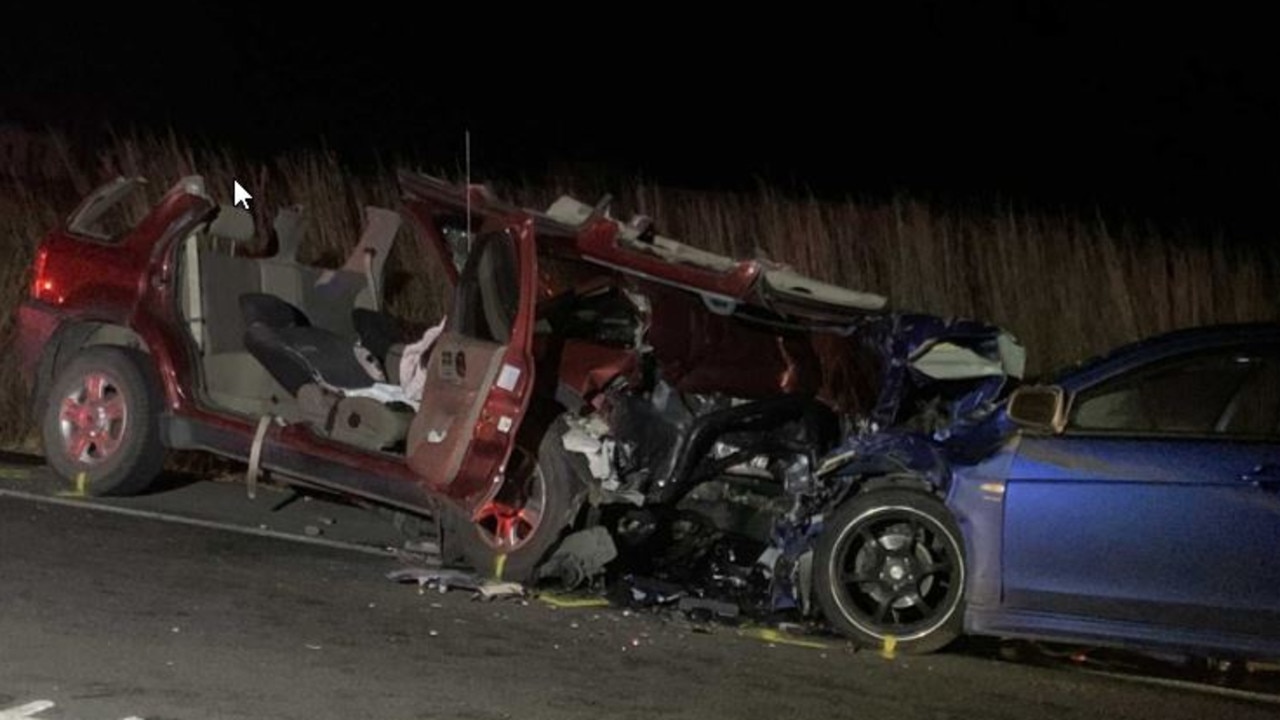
[814,489,966,654]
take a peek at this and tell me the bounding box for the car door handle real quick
[1242,464,1280,491]
[1247,477,1280,492]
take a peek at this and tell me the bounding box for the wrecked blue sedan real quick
[799,322,1280,659]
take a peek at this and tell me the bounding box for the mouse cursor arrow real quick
[233,181,252,209]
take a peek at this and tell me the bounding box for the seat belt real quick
[246,414,280,499]
[363,247,380,312]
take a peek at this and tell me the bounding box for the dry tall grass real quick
[1,130,1275,448]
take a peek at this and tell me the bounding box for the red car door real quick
[404,218,539,516]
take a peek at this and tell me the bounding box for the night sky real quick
[2,5,1275,239]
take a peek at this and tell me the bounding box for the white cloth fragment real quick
[342,382,418,409]
[560,414,618,488]
[399,317,447,403]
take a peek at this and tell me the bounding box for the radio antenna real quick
[464,129,472,239]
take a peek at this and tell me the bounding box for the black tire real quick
[443,416,588,583]
[40,346,167,497]
[814,488,966,654]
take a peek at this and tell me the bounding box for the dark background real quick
[1,5,1274,239]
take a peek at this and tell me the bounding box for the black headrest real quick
[239,293,310,329]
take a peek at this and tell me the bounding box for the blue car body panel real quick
[813,321,1280,659]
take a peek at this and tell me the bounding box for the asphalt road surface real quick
[2,479,1278,720]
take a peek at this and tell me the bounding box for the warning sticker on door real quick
[496,364,521,391]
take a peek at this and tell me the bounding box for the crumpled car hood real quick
[854,312,1025,436]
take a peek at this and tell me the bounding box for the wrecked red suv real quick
[14,171,918,581]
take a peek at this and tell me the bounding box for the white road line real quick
[0,487,397,558]
[0,701,54,719]
[0,700,144,720]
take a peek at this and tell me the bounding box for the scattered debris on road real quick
[387,566,526,600]
[677,597,740,622]
[536,592,612,609]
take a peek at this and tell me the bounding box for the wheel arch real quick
[443,403,596,582]
[854,471,943,498]
[822,467,947,513]
[33,321,154,418]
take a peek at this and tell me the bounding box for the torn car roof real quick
[397,170,888,323]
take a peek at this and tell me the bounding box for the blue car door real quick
[1000,343,1280,645]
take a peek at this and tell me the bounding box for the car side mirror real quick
[1006,385,1067,434]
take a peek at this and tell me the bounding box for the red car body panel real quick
[553,340,641,408]
[17,171,890,520]
[572,219,764,301]
[639,280,822,397]
[26,184,212,410]
[22,179,428,506]
[404,217,541,517]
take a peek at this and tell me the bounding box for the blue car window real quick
[1218,354,1280,436]
[1069,350,1267,436]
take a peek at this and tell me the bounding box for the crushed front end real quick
[761,312,1025,615]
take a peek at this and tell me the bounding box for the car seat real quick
[240,293,377,394]
[240,293,415,451]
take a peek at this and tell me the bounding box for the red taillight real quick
[30,247,48,298]
[30,246,56,303]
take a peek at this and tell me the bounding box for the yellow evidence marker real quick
[56,472,88,498]
[880,635,898,660]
